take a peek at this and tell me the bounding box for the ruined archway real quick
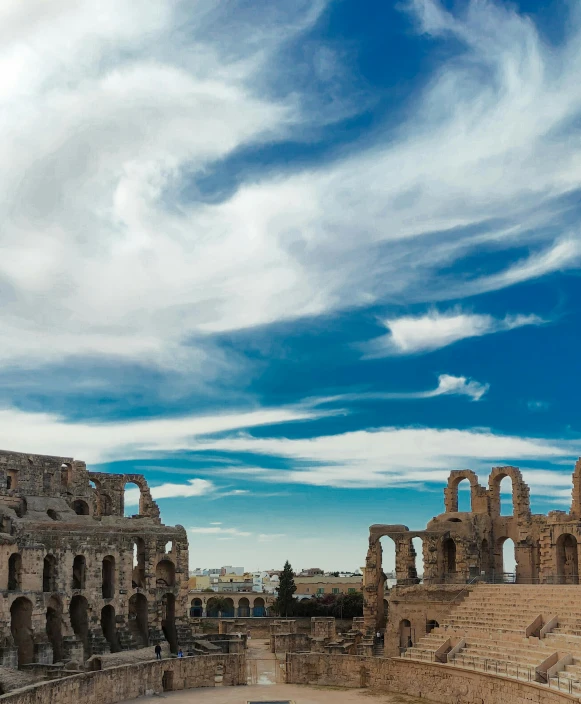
[11,597,33,667]
[161,593,177,654]
[444,470,480,513]
[69,595,90,658]
[43,555,57,593]
[238,597,250,617]
[488,466,530,520]
[8,553,22,591]
[72,555,86,590]
[557,534,579,585]
[101,605,121,653]
[132,538,146,588]
[46,595,63,663]
[102,555,115,599]
[128,593,149,647]
[155,559,175,588]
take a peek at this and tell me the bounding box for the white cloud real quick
[189,526,252,537]
[0,404,324,463]
[125,478,213,506]
[1,0,580,381]
[205,427,574,491]
[320,374,489,402]
[365,309,543,356]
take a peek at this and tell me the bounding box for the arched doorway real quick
[46,595,63,663]
[101,605,121,652]
[557,534,579,584]
[132,538,146,588]
[128,593,149,647]
[253,597,265,617]
[72,555,86,589]
[442,538,456,579]
[206,598,219,617]
[11,597,33,667]
[69,595,90,658]
[161,593,177,654]
[190,598,203,617]
[238,597,250,617]
[497,537,516,581]
[72,500,90,516]
[102,556,115,598]
[123,481,142,517]
[399,619,412,651]
[155,560,175,588]
[8,553,22,591]
[43,555,57,593]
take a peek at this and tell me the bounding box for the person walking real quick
[155,644,162,660]
[177,648,183,658]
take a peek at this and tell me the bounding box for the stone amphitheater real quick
[2,449,581,704]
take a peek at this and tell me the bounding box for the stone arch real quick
[8,553,22,591]
[72,555,86,590]
[43,554,57,592]
[238,597,250,617]
[69,595,90,658]
[46,595,63,663]
[444,470,480,513]
[161,593,177,654]
[190,598,203,617]
[102,555,115,599]
[155,559,175,588]
[496,536,516,580]
[11,597,34,667]
[253,596,266,617]
[72,499,90,516]
[132,538,146,588]
[101,605,121,653]
[128,593,148,647]
[122,476,159,519]
[488,466,530,519]
[557,533,579,584]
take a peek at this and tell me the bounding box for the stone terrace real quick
[403,584,581,693]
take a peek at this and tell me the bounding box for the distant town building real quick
[294,575,363,600]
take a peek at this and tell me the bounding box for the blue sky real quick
[2,0,581,572]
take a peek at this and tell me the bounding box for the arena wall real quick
[286,653,581,704]
[0,654,245,703]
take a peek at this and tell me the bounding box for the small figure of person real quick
[155,643,162,660]
[177,648,183,658]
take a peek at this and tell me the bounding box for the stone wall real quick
[0,654,245,703]
[286,653,580,704]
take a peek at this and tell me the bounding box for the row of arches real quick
[449,475,520,515]
[10,592,177,667]
[190,596,267,618]
[7,552,176,594]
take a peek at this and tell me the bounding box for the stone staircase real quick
[401,584,581,692]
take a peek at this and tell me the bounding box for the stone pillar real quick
[363,539,382,633]
[395,538,416,584]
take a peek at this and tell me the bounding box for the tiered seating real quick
[401,584,581,691]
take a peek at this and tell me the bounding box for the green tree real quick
[212,596,231,618]
[275,561,297,616]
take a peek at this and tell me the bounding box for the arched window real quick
[102,555,115,598]
[499,476,513,517]
[190,598,203,617]
[11,597,33,666]
[497,537,516,581]
[72,555,86,590]
[72,500,89,516]
[253,597,265,617]
[155,560,175,587]
[237,597,250,617]
[8,553,22,591]
[124,481,142,517]
[43,555,57,592]
[456,478,471,512]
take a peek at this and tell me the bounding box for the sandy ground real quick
[123,641,425,704]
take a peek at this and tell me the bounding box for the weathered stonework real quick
[0,449,194,677]
[364,461,581,635]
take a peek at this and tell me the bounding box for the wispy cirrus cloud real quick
[364,309,544,357]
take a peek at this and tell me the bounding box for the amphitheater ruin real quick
[2,449,581,704]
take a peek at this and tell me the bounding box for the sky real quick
[2,0,581,574]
